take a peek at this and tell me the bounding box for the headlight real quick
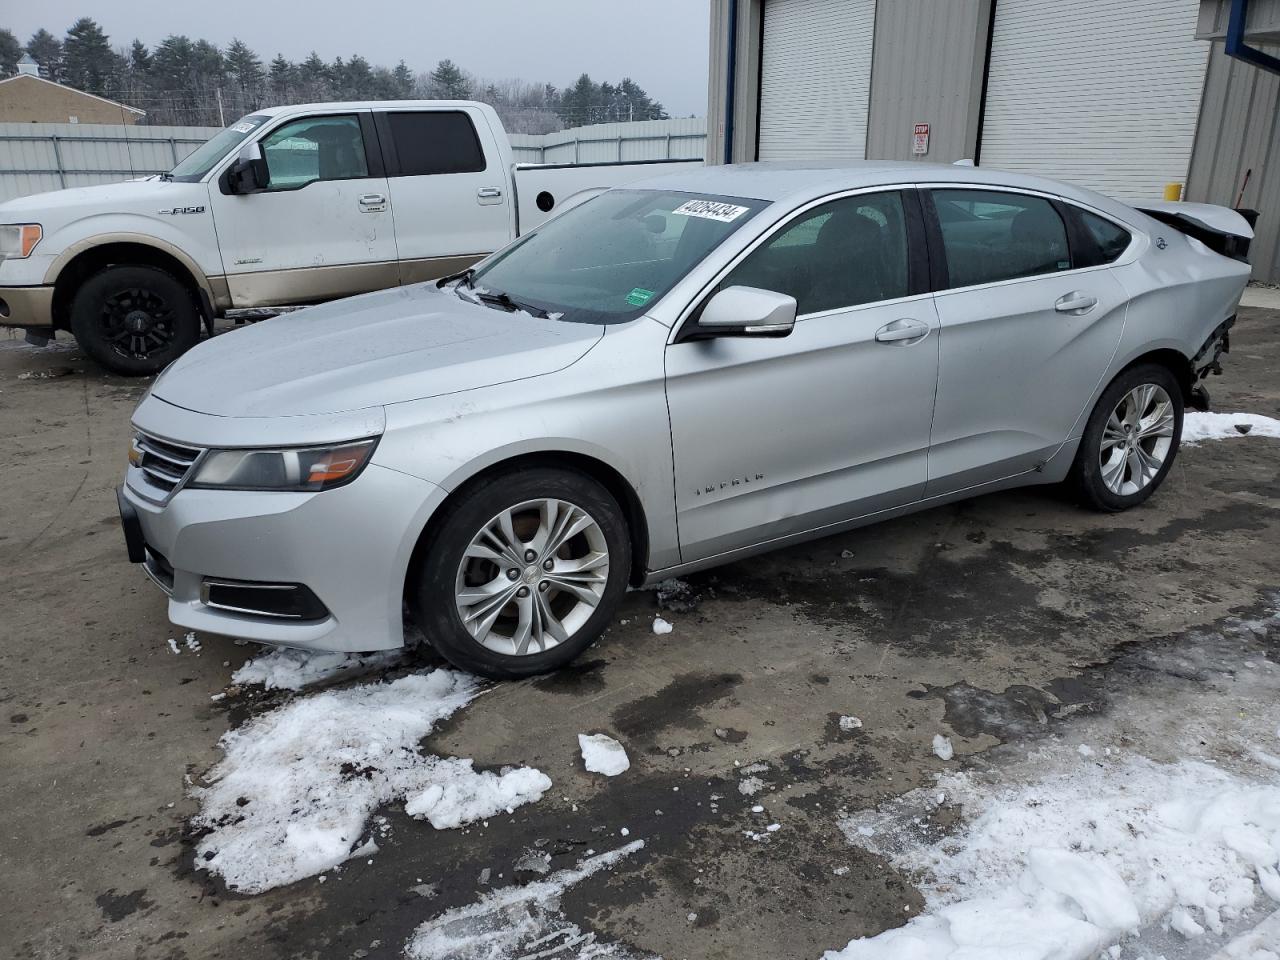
[0,224,42,261]
[188,438,379,492]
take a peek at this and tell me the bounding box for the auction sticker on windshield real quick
[626,288,655,307]
[672,200,750,223]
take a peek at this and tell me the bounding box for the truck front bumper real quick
[0,285,55,328]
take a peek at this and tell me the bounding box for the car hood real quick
[151,284,604,417]
[0,177,188,217]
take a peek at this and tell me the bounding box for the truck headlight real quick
[188,438,378,492]
[0,224,42,260]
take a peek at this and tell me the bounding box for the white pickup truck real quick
[0,100,700,374]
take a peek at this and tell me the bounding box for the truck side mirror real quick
[224,142,269,195]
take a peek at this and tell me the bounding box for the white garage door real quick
[979,0,1208,200]
[757,0,877,161]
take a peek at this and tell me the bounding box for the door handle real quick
[477,187,503,204]
[874,319,930,344]
[358,193,387,212]
[1055,292,1098,314]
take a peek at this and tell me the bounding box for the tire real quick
[1069,363,1184,512]
[409,467,632,680]
[69,265,202,376]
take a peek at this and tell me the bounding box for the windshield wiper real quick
[474,289,549,318]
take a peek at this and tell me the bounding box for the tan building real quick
[0,56,144,125]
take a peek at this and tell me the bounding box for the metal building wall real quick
[1186,41,1280,282]
[0,122,218,203]
[705,0,765,164]
[866,0,991,163]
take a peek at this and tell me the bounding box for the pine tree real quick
[391,60,414,98]
[25,29,63,81]
[269,54,294,100]
[224,39,263,94]
[429,59,469,99]
[62,17,114,95]
[0,29,20,77]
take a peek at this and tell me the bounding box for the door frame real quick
[668,183,934,343]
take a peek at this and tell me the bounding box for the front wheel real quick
[1069,363,1183,512]
[69,265,202,376]
[409,467,632,679]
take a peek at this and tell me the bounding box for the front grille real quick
[135,432,203,496]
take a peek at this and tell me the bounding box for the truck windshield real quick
[468,190,768,324]
[168,115,269,182]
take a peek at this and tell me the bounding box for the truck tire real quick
[409,466,632,680]
[69,265,202,376]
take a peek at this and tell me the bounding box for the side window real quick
[260,114,368,190]
[723,191,911,314]
[1075,209,1132,266]
[385,111,486,176]
[932,189,1070,288]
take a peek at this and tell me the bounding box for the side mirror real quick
[682,285,797,341]
[224,142,268,195]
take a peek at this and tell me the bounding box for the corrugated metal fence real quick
[0,118,708,203]
[509,118,708,164]
[0,122,219,201]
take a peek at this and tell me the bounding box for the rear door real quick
[207,110,399,307]
[375,109,512,283]
[665,189,940,562]
[923,187,1129,496]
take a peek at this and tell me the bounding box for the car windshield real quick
[468,189,768,323]
[168,115,269,182]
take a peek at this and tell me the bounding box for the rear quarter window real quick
[385,111,486,176]
[1075,210,1132,266]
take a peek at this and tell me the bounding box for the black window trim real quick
[920,184,1128,293]
[373,108,488,178]
[673,184,937,344]
[230,109,383,194]
[1061,203,1135,268]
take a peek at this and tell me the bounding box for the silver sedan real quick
[119,162,1253,678]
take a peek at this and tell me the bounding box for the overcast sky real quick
[6,1,712,117]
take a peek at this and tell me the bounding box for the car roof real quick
[628,160,1140,220]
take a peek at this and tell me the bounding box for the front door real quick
[375,108,513,283]
[665,190,940,563]
[208,110,398,308]
[924,188,1129,496]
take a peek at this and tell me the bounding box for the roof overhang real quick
[1198,0,1280,45]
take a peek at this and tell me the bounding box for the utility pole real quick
[216,87,226,126]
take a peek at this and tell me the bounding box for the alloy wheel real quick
[99,287,176,360]
[454,497,610,656]
[1099,382,1175,496]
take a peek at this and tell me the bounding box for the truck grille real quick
[134,432,203,496]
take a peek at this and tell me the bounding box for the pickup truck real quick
[0,100,700,374]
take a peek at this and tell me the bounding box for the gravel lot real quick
[2,307,1279,960]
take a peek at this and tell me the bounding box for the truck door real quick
[373,109,513,283]
[208,110,398,308]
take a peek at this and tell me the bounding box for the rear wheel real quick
[1070,363,1183,512]
[409,467,631,679]
[69,265,202,376]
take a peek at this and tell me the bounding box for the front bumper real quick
[119,464,446,652]
[0,285,54,328]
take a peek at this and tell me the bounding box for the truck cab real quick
[0,100,698,374]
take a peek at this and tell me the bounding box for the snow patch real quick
[1183,411,1280,444]
[191,670,549,893]
[403,841,652,959]
[839,716,863,731]
[231,645,404,691]
[579,733,630,776]
[932,735,954,761]
[652,616,674,635]
[828,749,1280,960]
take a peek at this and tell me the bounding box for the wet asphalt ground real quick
[2,306,1278,959]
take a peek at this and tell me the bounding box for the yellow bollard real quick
[1163,182,1184,201]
